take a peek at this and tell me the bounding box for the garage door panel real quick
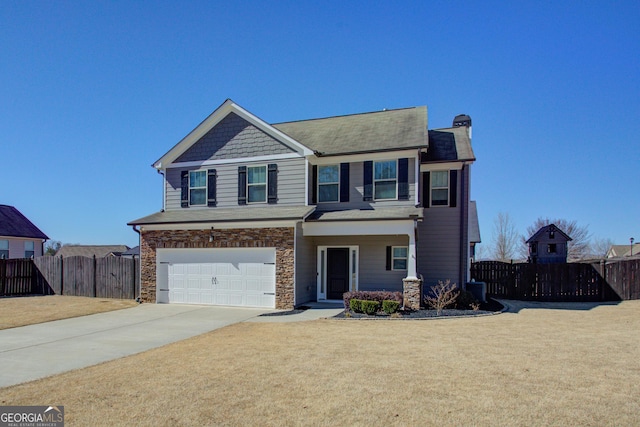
[160,248,276,308]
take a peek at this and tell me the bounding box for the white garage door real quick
[156,248,276,308]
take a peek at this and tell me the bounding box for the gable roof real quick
[526,224,572,243]
[56,245,130,258]
[273,106,427,156]
[153,99,313,169]
[0,205,48,240]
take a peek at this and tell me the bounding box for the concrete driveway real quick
[0,304,271,388]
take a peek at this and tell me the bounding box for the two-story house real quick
[129,100,478,310]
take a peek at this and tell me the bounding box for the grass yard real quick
[0,295,138,329]
[2,301,639,426]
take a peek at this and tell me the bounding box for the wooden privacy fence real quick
[0,256,139,299]
[0,259,38,296]
[471,259,639,302]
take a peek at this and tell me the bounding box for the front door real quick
[327,248,349,300]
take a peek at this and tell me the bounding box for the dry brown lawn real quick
[2,301,640,426]
[0,295,138,329]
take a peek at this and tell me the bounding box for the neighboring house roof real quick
[122,246,140,256]
[56,245,130,258]
[306,206,423,222]
[273,106,428,156]
[0,205,49,240]
[607,244,640,258]
[425,127,475,162]
[526,224,572,243]
[469,201,481,243]
[129,206,315,226]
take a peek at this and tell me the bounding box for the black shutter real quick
[449,170,457,208]
[363,161,373,201]
[180,170,189,208]
[238,166,247,205]
[398,158,409,200]
[268,163,278,204]
[386,246,392,270]
[311,165,318,204]
[207,169,217,207]
[423,171,430,208]
[340,163,350,202]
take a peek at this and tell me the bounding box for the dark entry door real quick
[327,248,349,300]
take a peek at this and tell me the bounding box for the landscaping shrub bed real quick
[335,298,503,319]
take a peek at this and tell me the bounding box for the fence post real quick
[60,256,64,295]
[93,255,97,298]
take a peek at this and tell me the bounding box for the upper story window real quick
[0,240,8,259]
[25,241,34,258]
[548,244,557,254]
[247,165,267,203]
[431,170,449,206]
[374,160,397,200]
[189,170,207,205]
[318,165,339,203]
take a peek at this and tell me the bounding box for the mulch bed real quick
[333,299,504,319]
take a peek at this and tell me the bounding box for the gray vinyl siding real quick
[417,164,470,289]
[312,235,408,293]
[165,157,306,210]
[294,222,316,305]
[314,158,417,211]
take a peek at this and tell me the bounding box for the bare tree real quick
[523,218,591,261]
[590,237,614,259]
[491,212,520,262]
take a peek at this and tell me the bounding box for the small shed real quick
[526,224,572,264]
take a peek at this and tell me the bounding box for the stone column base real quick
[403,277,423,311]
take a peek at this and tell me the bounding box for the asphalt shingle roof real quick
[128,206,315,226]
[272,106,428,156]
[425,127,475,162]
[307,206,423,222]
[55,245,130,258]
[0,205,48,239]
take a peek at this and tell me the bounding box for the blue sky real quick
[1,1,638,251]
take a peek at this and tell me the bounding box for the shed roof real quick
[526,224,572,243]
[0,205,48,240]
[469,201,481,243]
[128,206,315,226]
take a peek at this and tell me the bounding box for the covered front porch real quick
[302,218,420,303]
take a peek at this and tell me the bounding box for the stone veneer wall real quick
[140,227,295,309]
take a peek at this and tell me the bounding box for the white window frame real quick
[430,170,449,207]
[317,164,340,203]
[24,241,35,258]
[391,246,408,271]
[247,165,267,204]
[0,239,8,259]
[373,159,398,201]
[189,170,207,206]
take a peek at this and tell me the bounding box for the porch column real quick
[406,228,418,280]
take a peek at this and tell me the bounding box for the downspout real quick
[157,169,166,212]
[131,225,142,302]
[459,165,467,288]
